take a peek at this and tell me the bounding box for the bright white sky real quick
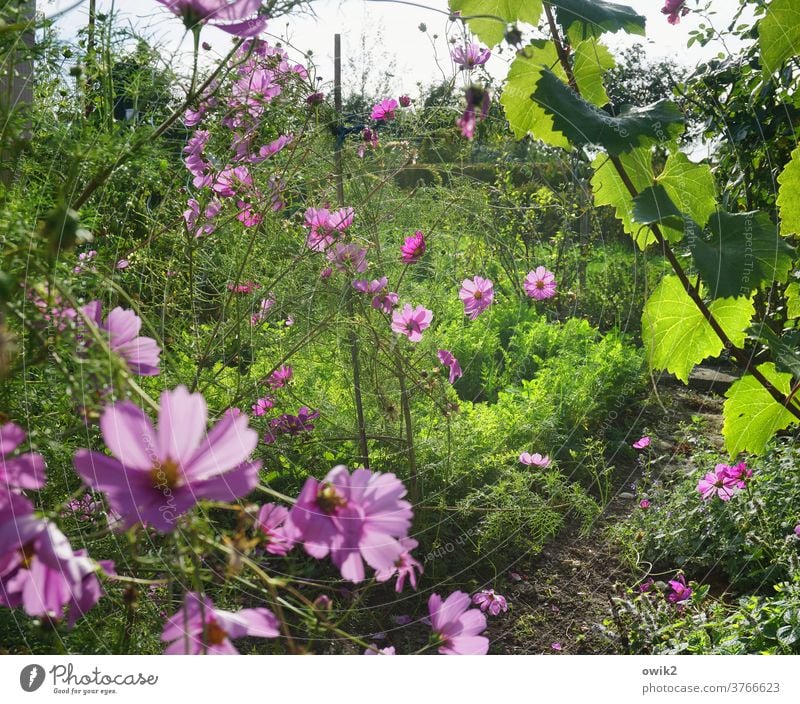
[45,0,746,97]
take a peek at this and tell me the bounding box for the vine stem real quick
[543,2,800,422]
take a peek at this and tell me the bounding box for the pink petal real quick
[100,402,158,471]
[157,386,207,465]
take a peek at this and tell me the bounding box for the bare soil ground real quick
[487,374,727,654]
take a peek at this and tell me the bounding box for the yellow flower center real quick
[19,543,36,569]
[205,619,228,646]
[316,483,348,514]
[151,458,181,490]
[473,290,482,300]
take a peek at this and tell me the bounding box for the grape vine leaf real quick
[532,69,684,155]
[500,42,569,144]
[758,0,800,75]
[591,149,655,249]
[723,363,799,456]
[642,275,754,383]
[749,324,800,379]
[630,184,686,242]
[787,283,800,318]
[449,0,543,47]
[690,211,795,298]
[657,152,717,229]
[777,146,800,235]
[550,0,645,44]
[572,39,615,107]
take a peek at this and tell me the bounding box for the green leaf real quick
[723,363,799,456]
[572,39,615,107]
[449,0,543,46]
[777,146,800,235]
[758,0,800,74]
[591,149,655,249]
[631,183,687,240]
[749,324,800,378]
[690,211,795,298]
[657,152,717,228]
[532,68,684,155]
[642,275,754,383]
[550,0,645,44]
[500,42,569,145]
[786,282,800,318]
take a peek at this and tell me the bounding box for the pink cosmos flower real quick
[524,266,557,300]
[472,589,508,616]
[231,68,281,117]
[82,301,161,376]
[0,494,114,628]
[375,537,422,592]
[364,644,396,655]
[459,276,493,320]
[267,365,293,389]
[372,290,399,314]
[399,95,411,107]
[697,463,740,502]
[632,436,651,450]
[370,98,398,122]
[0,423,45,494]
[227,281,260,294]
[250,297,275,325]
[519,452,550,468]
[73,249,97,274]
[428,591,489,655]
[437,349,463,384]
[213,165,253,198]
[457,85,490,140]
[391,304,433,343]
[328,243,368,273]
[304,206,354,236]
[251,397,274,416]
[72,386,261,533]
[662,0,689,24]
[667,574,692,604]
[184,129,212,188]
[263,407,320,443]
[451,42,491,69]
[639,499,651,509]
[794,524,800,537]
[551,642,563,651]
[306,91,325,105]
[234,200,262,227]
[400,230,426,263]
[248,134,293,164]
[162,592,279,654]
[282,465,413,583]
[254,503,293,556]
[156,1,267,37]
[352,276,388,295]
[638,578,655,593]
[62,493,100,522]
[725,461,752,489]
[184,198,222,237]
[358,127,379,157]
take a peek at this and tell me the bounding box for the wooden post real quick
[1,0,36,183]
